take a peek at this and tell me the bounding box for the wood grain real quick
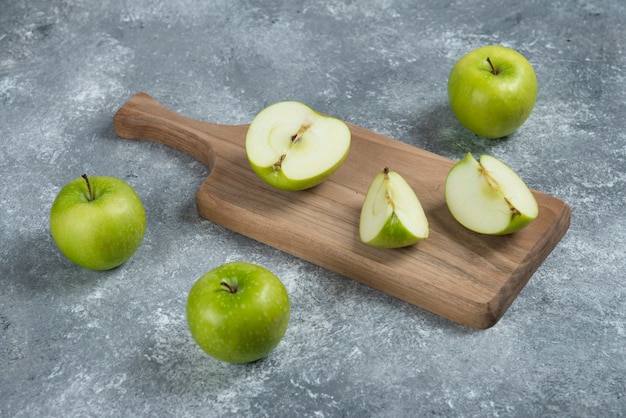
[113,92,571,329]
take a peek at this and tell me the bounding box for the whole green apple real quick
[448,45,538,139]
[50,174,146,270]
[186,262,290,364]
[246,101,351,191]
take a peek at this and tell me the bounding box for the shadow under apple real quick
[406,102,510,159]
[4,230,115,295]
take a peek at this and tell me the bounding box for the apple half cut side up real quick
[245,101,351,191]
[359,167,429,248]
[445,153,538,235]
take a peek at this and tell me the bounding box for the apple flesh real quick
[448,45,538,139]
[445,153,538,235]
[186,262,290,364]
[245,101,351,191]
[50,174,146,270]
[359,167,429,248]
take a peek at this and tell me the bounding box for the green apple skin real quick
[186,262,290,364]
[246,101,351,191]
[448,45,538,139]
[359,168,429,248]
[248,157,347,191]
[445,153,538,235]
[50,175,146,270]
[364,213,423,249]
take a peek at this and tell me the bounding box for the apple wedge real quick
[359,167,429,248]
[445,153,538,235]
[245,101,351,191]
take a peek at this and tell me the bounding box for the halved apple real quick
[445,153,538,235]
[359,167,429,248]
[245,101,351,191]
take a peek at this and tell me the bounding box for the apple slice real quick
[245,101,351,191]
[445,153,538,235]
[359,167,429,248]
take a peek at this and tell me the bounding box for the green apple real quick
[448,45,538,139]
[186,262,290,364]
[359,167,429,248]
[445,153,538,235]
[50,174,146,270]
[245,101,351,190]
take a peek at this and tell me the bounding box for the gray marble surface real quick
[2,0,625,416]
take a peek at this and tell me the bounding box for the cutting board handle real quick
[113,92,219,170]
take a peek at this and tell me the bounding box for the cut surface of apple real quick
[445,153,538,235]
[359,167,429,248]
[246,101,351,191]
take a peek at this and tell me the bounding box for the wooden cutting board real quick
[113,92,571,329]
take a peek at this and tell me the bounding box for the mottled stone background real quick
[1,0,625,416]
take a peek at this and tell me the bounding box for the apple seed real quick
[290,123,310,145]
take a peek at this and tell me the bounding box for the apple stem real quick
[220,280,238,294]
[382,167,396,210]
[82,173,94,202]
[486,57,498,75]
[274,154,286,170]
